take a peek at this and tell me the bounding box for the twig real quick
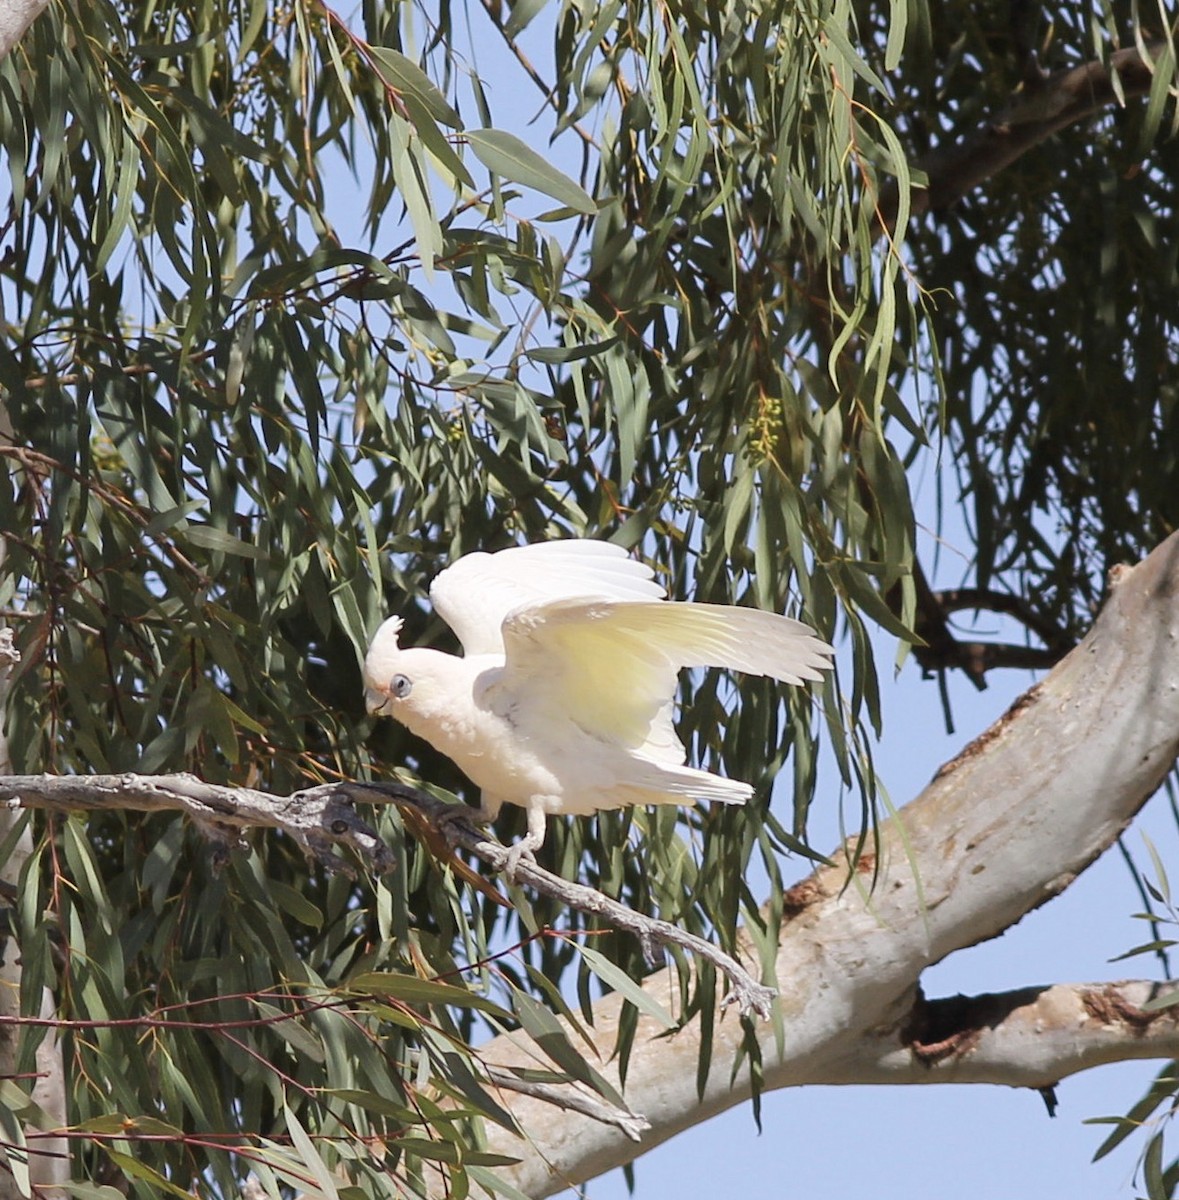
[0,773,777,1020]
[483,1066,651,1142]
[345,782,777,1020]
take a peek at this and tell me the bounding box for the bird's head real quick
[363,617,464,728]
[363,616,411,716]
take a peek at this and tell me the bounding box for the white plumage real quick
[363,539,832,867]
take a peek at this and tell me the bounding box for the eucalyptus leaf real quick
[466,129,596,214]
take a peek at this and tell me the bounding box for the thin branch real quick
[484,1066,651,1143]
[893,558,1074,702]
[0,772,399,875]
[345,782,777,1020]
[0,773,774,1019]
[471,0,598,150]
[933,586,1076,654]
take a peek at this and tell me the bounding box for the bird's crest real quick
[363,615,405,681]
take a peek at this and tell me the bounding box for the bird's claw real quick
[502,832,542,884]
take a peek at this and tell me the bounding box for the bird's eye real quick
[391,673,413,699]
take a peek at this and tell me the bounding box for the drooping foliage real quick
[0,0,1175,1195]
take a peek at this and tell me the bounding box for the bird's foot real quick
[502,831,543,884]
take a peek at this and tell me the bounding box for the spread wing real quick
[496,598,833,757]
[429,539,665,656]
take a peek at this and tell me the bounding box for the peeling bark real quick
[472,533,1179,1197]
[832,981,1179,1087]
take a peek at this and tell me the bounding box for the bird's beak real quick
[365,687,391,715]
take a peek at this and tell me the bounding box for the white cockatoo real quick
[363,539,833,870]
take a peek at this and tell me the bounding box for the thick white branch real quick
[825,981,1179,1088]
[476,533,1179,1196]
[0,0,47,60]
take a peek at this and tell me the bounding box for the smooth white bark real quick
[0,0,47,60]
[475,533,1179,1196]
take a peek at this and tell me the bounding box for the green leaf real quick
[322,1089,420,1125]
[1142,832,1171,906]
[402,93,475,190]
[270,881,325,929]
[393,1136,459,1164]
[1144,1130,1167,1200]
[185,524,268,559]
[369,46,462,128]
[510,987,625,1108]
[466,1165,533,1200]
[102,1150,198,1199]
[283,1105,340,1200]
[574,944,675,1030]
[349,972,513,1020]
[524,336,619,364]
[466,129,595,214]
[389,110,442,280]
[1138,989,1179,1014]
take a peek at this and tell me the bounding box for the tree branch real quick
[484,1067,651,1143]
[0,773,400,875]
[351,782,776,1020]
[0,0,48,60]
[892,42,1169,226]
[0,775,774,1018]
[896,558,1075,698]
[472,531,1179,1197]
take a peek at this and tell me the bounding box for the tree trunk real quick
[471,533,1179,1197]
[0,0,47,60]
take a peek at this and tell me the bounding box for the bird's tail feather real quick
[608,756,753,808]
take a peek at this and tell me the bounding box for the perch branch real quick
[0,774,773,1020]
[345,782,776,1020]
[0,773,401,875]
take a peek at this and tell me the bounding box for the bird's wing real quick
[429,539,665,656]
[496,599,833,754]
